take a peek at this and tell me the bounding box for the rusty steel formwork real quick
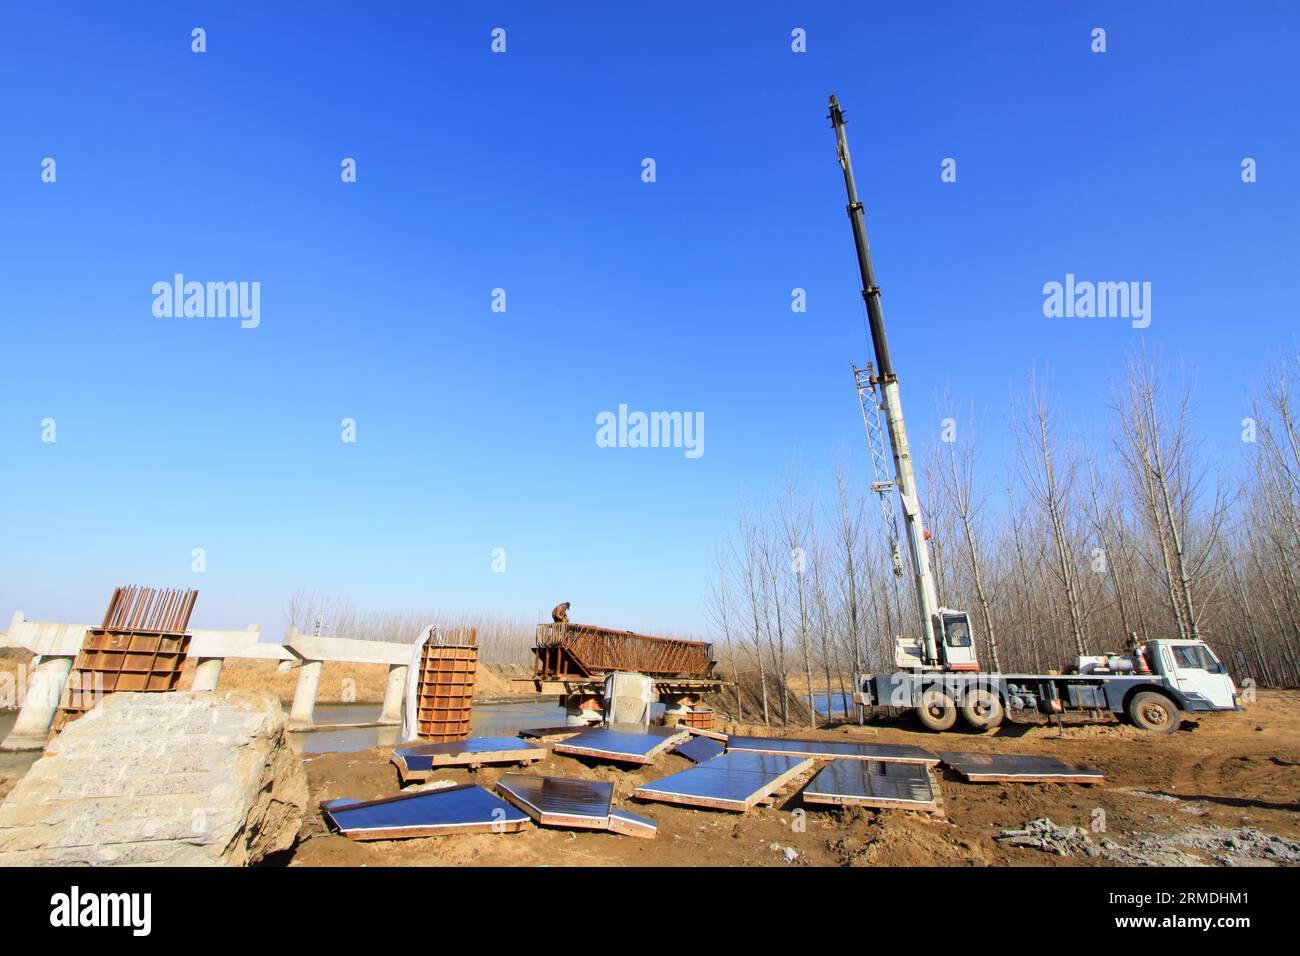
[532,622,715,679]
[99,585,199,633]
[682,707,715,730]
[49,587,198,739]
[414,629,478,742]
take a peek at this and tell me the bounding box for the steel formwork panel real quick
[726,736,939,765]
[674,735,725,764]
[391,736,544,783]
[415,641,478,742]
[803,759,939,811]
[493,773,657,839]
[607,808,658,839]
[517,726,590,740]
[494,773,614,828]
[553,727,689,765]
[939,751,1103,784]
[634,751,816,812]
[50,587,197,739]
[321,784,529,840]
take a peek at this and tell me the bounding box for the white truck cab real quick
[1148,639,1240,711]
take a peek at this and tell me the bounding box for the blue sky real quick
[1,2,1295,637]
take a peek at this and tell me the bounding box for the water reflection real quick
[296,699,568,754]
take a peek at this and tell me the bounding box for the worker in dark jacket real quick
[552,602,571,623]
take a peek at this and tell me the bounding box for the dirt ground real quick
[287,689,1300,867]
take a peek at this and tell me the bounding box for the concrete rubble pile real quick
[0,690,307,866]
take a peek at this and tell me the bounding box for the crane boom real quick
[828,94,943,667]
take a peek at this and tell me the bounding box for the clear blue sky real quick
[1,2,1295,637]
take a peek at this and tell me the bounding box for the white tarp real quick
[400,625,437,742]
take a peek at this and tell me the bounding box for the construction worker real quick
[551,602,571,624]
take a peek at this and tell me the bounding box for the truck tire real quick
[1127,690,1181,734]
[917,688,958,732]
[961,688,1004,731]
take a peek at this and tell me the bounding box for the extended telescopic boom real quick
[829,94,942,667]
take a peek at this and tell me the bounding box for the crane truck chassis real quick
[827,95,1243,736]
[853,630,1244,735]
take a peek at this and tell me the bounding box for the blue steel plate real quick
[608,807,658,836]
[323,784,528,836]
[555,728,676,760]
[636,751,808,807]
[804,759,936,805]
[394,736,541,771]
[727,736,938,764]
[495,773,615,821]
[674,735,725,763]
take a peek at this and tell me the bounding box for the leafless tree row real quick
[708,350,1300,726]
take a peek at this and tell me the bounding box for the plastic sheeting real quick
[400,624,436,742]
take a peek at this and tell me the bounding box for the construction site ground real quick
[289,688,1300,867]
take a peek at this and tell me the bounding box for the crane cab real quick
[936,609,980,671]
[890,608,981,671]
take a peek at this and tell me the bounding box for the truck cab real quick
[1146,639,1240,712]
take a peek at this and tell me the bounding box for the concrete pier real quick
[190,657,224,692]
[0,655,74,751]
[379,663,407,724]
[288,660,322,730]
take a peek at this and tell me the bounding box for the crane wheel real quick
[917,688,958,732]
[1127,691,1181,734]
[961,688,1004,731]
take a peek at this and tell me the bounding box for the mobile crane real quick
[828,95,1242,733]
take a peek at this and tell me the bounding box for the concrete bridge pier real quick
[1,654,74,751]
[378,663,407,724]
[190,657,224,692]
[288,659,322,730]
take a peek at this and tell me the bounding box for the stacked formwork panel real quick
[415,628,478,742]
[49,586,198,738]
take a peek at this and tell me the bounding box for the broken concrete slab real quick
[0,690,307,866]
